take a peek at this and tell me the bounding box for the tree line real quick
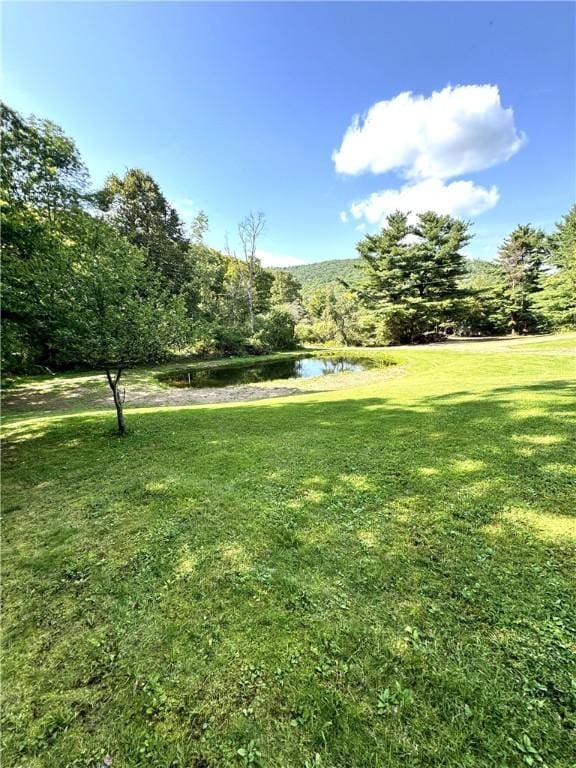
[297,209,575,346]
[2,102,574,429]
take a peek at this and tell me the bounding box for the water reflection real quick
[159,356,382,388]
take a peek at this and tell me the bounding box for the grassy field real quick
[2,338,575,767]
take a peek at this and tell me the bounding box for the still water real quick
[159,356,379,388]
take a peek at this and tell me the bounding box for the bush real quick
[206,325,253,356]
[251,309,296,353]
[1,321,40,375]
[295,318,332,345]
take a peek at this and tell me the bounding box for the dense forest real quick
[292,210,575,346]
[2,102,575,381]
[1,104,301,379]
[281,258,359,298]
[284,258,513,299]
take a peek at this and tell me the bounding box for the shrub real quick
[251,309,296,353]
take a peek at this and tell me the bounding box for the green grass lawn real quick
[509,336,576,352]
[2,340,575,767]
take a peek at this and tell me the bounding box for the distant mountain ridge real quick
[277,258,360,297]
[277,257,497,299]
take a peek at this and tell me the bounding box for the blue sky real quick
[3,1,575,265]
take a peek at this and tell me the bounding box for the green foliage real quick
[455,260,509,336]
[1,104,298,377]
[1,101,88,213]
[51,217,188,369]
[1,103,91,372]
[281,258,359,299]
[496,224,549,334]
[194,307,297,357]
[298,286,365,346]
[536,206,576,330]
[287,213,576,344]
[1,206,72,372]
[356,211,470,344]
[3,99,575,378]
[251,308,297,352]
[254,267,275,314]
[269,270,302,306]
[97,168,190,294]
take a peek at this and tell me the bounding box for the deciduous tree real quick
[54,218,188,434]
[1,103,89,371]
[1,102,87,217]
[97,169,190,295]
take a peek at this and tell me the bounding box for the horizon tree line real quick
[2,101,575,428]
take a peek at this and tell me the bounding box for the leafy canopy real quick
[52,216,189,370]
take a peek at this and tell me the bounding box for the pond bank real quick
[1,351,402,419]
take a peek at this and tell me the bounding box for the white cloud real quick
[348,178,499,227]
[339,211,348,223]
[333,84,525,180]
[256,250,305,268]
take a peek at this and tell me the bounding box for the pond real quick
[158,355,381,388]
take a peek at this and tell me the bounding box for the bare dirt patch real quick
[123,384,303,407]
[1,364,401,419]
[1,379,303,418]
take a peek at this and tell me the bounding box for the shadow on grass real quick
[2,379,575,766]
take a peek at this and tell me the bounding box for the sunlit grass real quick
[512,333,576,351]
[2,340,575,767]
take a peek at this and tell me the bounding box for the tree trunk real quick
[105,367,126,435]
[247,283,255,335]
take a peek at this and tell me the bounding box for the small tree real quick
[54,217,188,435]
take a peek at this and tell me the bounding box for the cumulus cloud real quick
[333,84,525,180]
[257,250,304,268]
[348,178,499,227]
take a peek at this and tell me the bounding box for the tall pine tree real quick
[536,207,576,330]
[356,211,470,344]
[497,224,548,334]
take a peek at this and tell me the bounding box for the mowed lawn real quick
[2,342,575,767]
